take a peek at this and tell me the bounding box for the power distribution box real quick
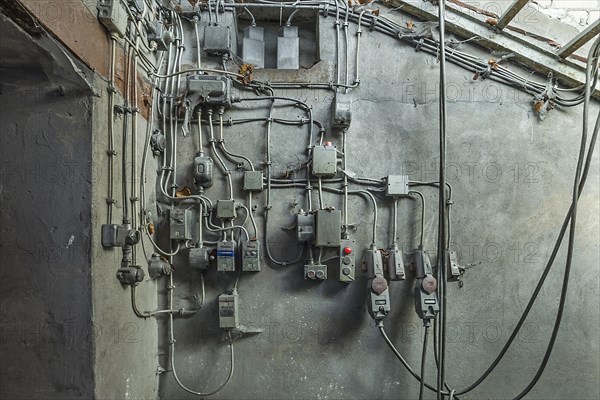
[187,75,232,108]
[331,92,352,129]
[297,213,315,244]
[242,26,265,68]
[243,171,263,191]
[312,143,337,177]
[218,291,239,328]
[203,25,231,55]
[217,200,236,220]
[277,25,299,69]
[339,239,356,282]
[97,0,127,37]
[316,210,341,247]
[305,263,327,280]
[217,240,236,272]
[242,240,261,271]
[386,175,409,196]
[169,209,193,241]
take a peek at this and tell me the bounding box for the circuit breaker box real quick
[218,291,239,328]
[217,240,236,272]
[312,143,337,177]
[315,210,341,247]
[169,209,193,241]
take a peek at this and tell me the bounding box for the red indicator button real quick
[343,247,352,255]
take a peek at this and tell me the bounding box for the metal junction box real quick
[386,175,409,197]
[277,25,299,69]
[297,213,315,244]
[204,25,231,55]
[332,93,352,129]
[243,171,263,191]
[312,143,337,177]
[242,26,265,68]
[217,199,236,220]
[187,75,232,108]
[97,0,127,37]
[169,209,193,241]
[218,291,239,328]
[316,210,341,247]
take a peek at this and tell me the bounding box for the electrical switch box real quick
[193,154,214,188]
[203,25,231,55]
[189,246,210,270]
[147,20,168,51]
[332,92,352,129]
[97,0,127,37]
[217,200,236,220]
[312,143,337,177]
[277,25,299,69]
[386,175,409,197]
[217,240,236,272]
[169,209,193,241]
[316,210,341,247]
[387,247,406,281]
[218,291,239,328]
[243,171,263,191]
[304,263,327,280]
[363,247,384,278]
[242,240,261,271]
[339,239,356,283]
[242,26,265,68]
[101,223,128,247]
[297,213,315,244]
[187,75,232,108]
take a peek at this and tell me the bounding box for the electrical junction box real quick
[339,239,356,282]
[204,25,231,55]
[187,75,232,108]
[277,25,299,69]
[217,240,236,272]
[242,240,261,272]
[312,143,337,177]
[332,92,352,129]
[304,263,327,280]
[386,175,409,197]
[193,154,214,188]
[316,210,341,247]
[189,247,210,270]
[242,26,265,68]
[297,213,315,244]
[169,209,193,241]
[101,224,128,247]
[147,20,168,51]
[217,199,236,220]
[97,0,128,37]
[218,291,239,328]
[243,171,263,191]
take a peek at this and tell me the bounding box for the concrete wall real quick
[157,10,600,400]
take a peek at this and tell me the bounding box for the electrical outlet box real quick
[332,92,352,129]
[218,291,239,328]
[316,210,341,247]
[187,75,232,108]
[243,171,263,191]
[304,264,327,280]
[242,240,261,271]
[204,25,231,55]
[169,209,193,241]
[339,239,356,282]
[217,200,236,220]
[217,240,236,272]
[277,25,299,69]
[189,247,210,270]
[386,175,409,197]
[312,143,337,177]
[242,26,265,68]
[97,0,128,37]
[297,213,315,244]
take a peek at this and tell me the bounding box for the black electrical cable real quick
[419,324,430,400]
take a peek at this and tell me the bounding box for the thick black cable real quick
[419,325,430,400]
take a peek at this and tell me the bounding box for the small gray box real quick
[305,264,327,280]
[187,75,231,108]
[217,200,236,220]
[386,175,409,196]
[243,171,263,191]
[297,213,315,244]
[204,25,231,55]
[332,92,352,129]
[242,240,261,272]
[189,247,210,270]
[277,26,299,69]
[316,210,341,247]
[339,239,356,283]
[169,209,193,241]
[242,26,265,68]
[217,240,236,272]
[97,0,127,37]
[218,292,239,328]
[312,144,337,177]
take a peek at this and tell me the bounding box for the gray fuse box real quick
[332,93,352,129]
[297,213,315,244]
[316,210,341,247]
[218,291,239,328]
[170,209,193,241]
[312,143,337,177]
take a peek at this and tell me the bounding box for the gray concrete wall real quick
[157,10,600,400]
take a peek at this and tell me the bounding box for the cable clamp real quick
[265,205,272,210]
[167,284,175,290]
[369,16,378,31]
[208,138,217,144]
[131,106,140,114]
[446,199,454,205]
[107,85,117,94]
[227,117,233,126]
[266,117,273,123]
[161,166,174,171]
[169,184,178,189]
[415,38,424,52]
[106,149,117,156]
[343,21,349,28]
[106,198,116,204]
[334,20,340,27]
[322,3,330,17]
[281,261,288,267]
[168,339,176,344]
[130,196,139,202]
[265,161,272,166]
